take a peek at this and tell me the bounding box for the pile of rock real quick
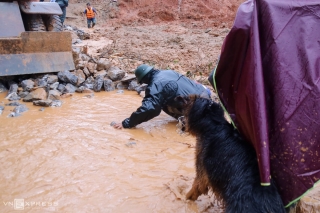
[64,25,91,44]
[1,69,140,100]
[0,66,145,117]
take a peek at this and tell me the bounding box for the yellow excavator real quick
[0,0,75,76]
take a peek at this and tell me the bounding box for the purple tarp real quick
[212,0,320,206]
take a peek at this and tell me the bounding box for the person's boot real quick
[92,23,95,29]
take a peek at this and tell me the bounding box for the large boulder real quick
[58,70,78,85]
[51,100,62,107]
[18,91,29,98]
[82,76,94,90]
[76,86,85,93]
[135,83,148,95]
[35,78,47,88]
[63,83,77,93]
[108,67,125,81]
[6,92,21,101]
[83,67,91,77]
[47,75,58,84]
[28,88,47,101]
[86,62,96,75]
[50,82,59,90]
[21,79,35,91]
[76,86,94,93]
[84,76,95,84]
[13,104,28,114]
[22,94,33,102]
[22,88,47,102]
[7,81,18,95]
[8,104,28,117]
[96,59,112,71]
[72,46,81,61]
[104,79,115,91]
[48,90,61,100]
[128,80,139,91]
[72,47,81,68]
[57,84,65,93]
[94,70,107,78]
[83,84,93,90]
[73,70,86,86]
[93,75,104,92]
[76,30,90,40]
[33,99,53,107]
[76,61,86,70]
[116,82,128,90]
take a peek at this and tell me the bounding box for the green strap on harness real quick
[212,59,237,130]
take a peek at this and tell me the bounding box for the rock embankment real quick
[0,40,146,117]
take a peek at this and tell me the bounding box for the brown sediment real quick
[0,91,223,212]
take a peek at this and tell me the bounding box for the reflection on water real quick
[0,91,222,213]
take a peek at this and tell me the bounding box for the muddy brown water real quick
[0,91,223,213]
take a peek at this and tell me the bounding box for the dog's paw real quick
[186,189,200,201]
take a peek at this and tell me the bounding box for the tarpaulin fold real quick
[211,0,320,206]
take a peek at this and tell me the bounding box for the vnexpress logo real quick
[14,199,24,210]
[3,199,58,210]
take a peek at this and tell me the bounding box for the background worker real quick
[113,64,211,129]
[55,0,68,26]
[83,3,98,28]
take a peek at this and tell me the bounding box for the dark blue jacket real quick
[122,70,210,128]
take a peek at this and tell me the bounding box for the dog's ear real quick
[174,96,189,107]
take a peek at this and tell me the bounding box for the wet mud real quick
[0,91,223,212]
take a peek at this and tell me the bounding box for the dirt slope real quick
[69,0,244,28]
[116,0,242,27]
[66,0,244,87]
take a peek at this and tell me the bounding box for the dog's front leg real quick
[186,179,203,200]
[186,171,209,200]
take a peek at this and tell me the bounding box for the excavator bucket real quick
[0,1,75,76]
[0,32,75,76]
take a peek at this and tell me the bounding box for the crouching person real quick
[113,64,211,129]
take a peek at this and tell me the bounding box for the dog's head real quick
[175,95,225,135]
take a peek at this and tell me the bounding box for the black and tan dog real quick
[176,95,285,213]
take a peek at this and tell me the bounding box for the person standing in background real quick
[55,0,68,26]
[83,3,98,28]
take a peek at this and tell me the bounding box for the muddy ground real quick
[1,1,243,212]
[1,0,319,212]
[0,91,224,213]
[65,1,237,88]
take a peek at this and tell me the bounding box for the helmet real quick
[135,64,153,83]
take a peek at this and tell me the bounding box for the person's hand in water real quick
[111,121,123,129]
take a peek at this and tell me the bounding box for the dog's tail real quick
[255,182,286,213]
[223,184,286,213]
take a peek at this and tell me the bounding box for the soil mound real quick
[69,0,244,28]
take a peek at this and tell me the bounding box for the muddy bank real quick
[64,23,229,87]
[63,2,231,86]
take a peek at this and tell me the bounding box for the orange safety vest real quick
[86,8,95,19]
